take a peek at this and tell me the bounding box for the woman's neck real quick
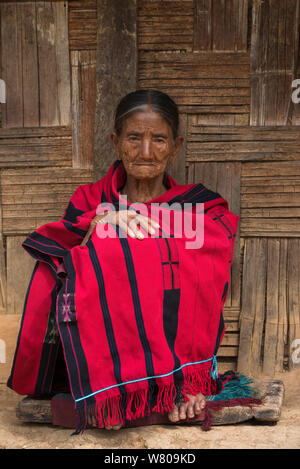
[121,174,166,204]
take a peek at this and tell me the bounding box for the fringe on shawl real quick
[73,367,221,434]
[73,370,264,434]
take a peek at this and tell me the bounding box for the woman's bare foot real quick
[87,410,122,430]
[168,392,206,423]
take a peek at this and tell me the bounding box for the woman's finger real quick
[135,215,156,235]
[118,219,137,239]
[127,217,145,239]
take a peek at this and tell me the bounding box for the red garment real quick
[7,161,239,432]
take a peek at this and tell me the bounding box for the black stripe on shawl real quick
[57,253,96,408]
[86,238,127,420]
[101,191,108,203]
[7,261,40,390]
[214,311,225,356]
[158,236,184,389]
[23,237,67,259]
[63,221,88,238]
[162,289,182,376]
[28,232,67,251]
[115,226,156,400]
[63,201,85,224]
[22,243,59,276]
[213,282,228,355]
[34,284,61,395]
[168,184,221,205]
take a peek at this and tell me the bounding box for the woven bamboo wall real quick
[137,0,300,375]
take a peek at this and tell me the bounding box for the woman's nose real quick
[141,139,152,160]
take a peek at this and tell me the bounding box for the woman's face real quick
[110,107,183,181]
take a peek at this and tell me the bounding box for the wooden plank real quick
[16,379,285,426]
[276,239,288,372]
[36,1,59,126]
[21,2,39,127]
[193,0,212,51]
[6,236,36,314]
[94,0,137,180]
[53,1,71,126]
[238,238,267,376]
[71,50,96,169]
[0,3,23,127]
[35,1,71,127]
[263,239,280,376]
[287,239,300,370]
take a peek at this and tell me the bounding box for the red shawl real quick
[7,161,239,432]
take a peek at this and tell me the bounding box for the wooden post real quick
[94,0,137,181]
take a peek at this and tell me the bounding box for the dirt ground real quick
[0,369,299,450]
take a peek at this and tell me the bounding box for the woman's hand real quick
[80,210,160,246]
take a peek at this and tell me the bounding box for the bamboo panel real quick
[138,0,194,51]
[0,127,72,168]
[250,0,300,125]
[138,51,250,114]
[1,167,93,235]
[71,50,96,169]
[193,0,248,52]
[238,238,267,376]
[263,239,281,376]
[241,161,300,236]
[0,1,71,128]
[238,238,300,376]
[186,125,300,162]
[68,0,97,50]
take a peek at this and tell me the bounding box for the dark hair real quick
[114,89,179,139]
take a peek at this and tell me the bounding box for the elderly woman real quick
[8,90,238,433]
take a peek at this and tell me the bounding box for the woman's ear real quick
[110,132,121,160]
[169,136,184,165]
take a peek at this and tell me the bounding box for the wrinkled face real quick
[110,107,183,181]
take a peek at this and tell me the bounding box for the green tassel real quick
[206,374,259,402]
